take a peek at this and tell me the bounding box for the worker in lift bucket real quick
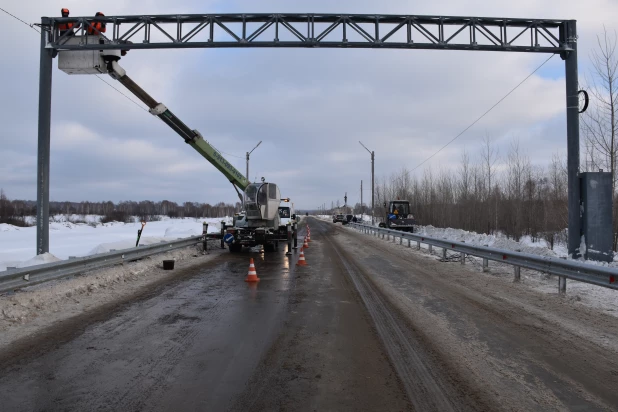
[87,12,107,35]
[58,8,79,36]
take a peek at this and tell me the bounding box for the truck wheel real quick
[378,222,386,228]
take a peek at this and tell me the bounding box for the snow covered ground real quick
[0,215,232,272]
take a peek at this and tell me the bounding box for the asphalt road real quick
[0,218,616,411]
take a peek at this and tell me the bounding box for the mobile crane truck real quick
[57,34,294,252]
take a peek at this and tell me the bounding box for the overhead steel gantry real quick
[36,13,581,255]
[45,14,570,53]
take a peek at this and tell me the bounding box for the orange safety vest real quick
[87,21,106,35]
[58,22,74,33]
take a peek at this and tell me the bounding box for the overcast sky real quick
[1,0,618,210]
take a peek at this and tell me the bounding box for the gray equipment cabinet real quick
[580,172,613,262]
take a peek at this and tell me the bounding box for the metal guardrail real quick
[0,236,205,294]
[348,223,618,293]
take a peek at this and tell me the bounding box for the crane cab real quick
[244,182,281,226]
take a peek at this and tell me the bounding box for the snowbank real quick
[17,253,61,268]
[0,216,232,272]
[418,226,558,258]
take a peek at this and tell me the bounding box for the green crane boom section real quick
[111,68,250,191]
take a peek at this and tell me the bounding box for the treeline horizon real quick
[0,189,243,225]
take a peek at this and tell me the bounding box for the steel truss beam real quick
[43,13,571,53]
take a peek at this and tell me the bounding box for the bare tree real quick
[582,27,618,192]
[481,134,499,232]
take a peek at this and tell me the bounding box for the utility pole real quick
[246,140,262,181]
[359,141,375,225]
[361,180,363,219]
[344,192,347,212]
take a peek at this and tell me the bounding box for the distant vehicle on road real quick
[333,214,345,223]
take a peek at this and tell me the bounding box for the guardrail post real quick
[220,221,226,249]
[428,244,433,254]
[417,241,421,250]
[482,258,489,272]
[407,239,411,248]
[559,276,567,294]
[399,236,403,245]
[460,252,465,264]
[514,266,521,281]
[442,248,447,260]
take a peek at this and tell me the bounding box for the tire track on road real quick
[323,228,459,412]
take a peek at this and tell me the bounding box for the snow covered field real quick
[0,215,232,272]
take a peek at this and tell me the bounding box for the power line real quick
[211,144,244,159]
[95,75,148,112]
[0,7,40,33]
[411,54,555,172]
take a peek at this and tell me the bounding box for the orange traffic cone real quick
[245,258,260,282]
[307,232,312,242]
[296,248,308,266]
[303,237,309,248]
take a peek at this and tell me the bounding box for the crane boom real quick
[107,61,250,192]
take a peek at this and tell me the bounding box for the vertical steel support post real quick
[202,222,208,252]
[417,241,421,250]
[565,20,581,258]
[286,224,292,256]
[37,21,53,255]
[428,244,433,253]
[482,258,489,272]
[220,221,226,249]
[442,248,447,260]
[460,253,465,264]
[293,222,298,249]
[514,266,521,282]
[559,276,567,294]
